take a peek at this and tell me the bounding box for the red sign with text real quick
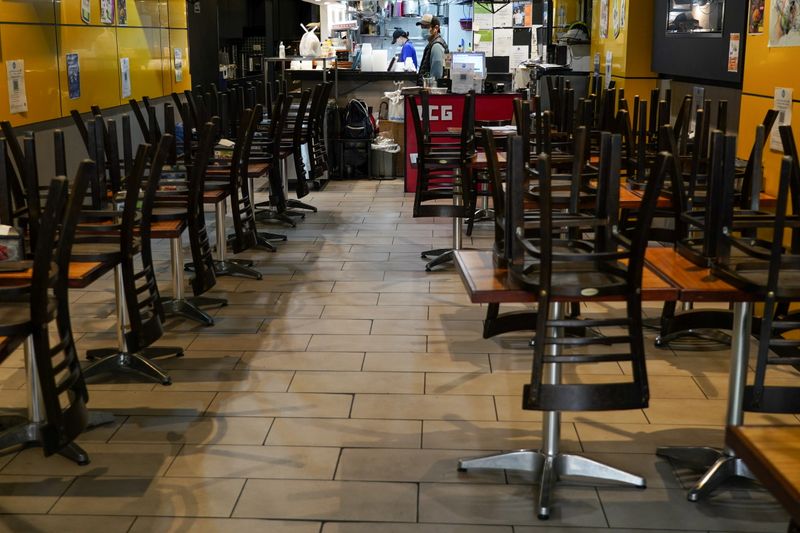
[404,93,520,193]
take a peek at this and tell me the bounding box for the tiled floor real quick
[0,179,798,532]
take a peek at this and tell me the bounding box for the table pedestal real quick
[458,302,646,519]
[209,197,265,279]
[162,236,219,326]
[422,176,467,272]
[657,301,756,501]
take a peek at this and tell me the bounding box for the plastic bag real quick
[384,90,404,121]
[299,24,321,58]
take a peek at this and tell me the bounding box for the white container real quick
[279,42,286,59]
[372,49,388,71]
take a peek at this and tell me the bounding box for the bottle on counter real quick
[279,41,286,59]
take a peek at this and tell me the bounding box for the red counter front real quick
[404,93,520,193]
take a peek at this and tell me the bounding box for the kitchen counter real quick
[286,69,418,82]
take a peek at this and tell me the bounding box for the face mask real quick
[421,28,430,40]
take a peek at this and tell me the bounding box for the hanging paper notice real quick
[6,60,28,114]
[101,0,114,24]
[494,28,514,58]
[599,0,609,39]
[81,0,91,23]
[770,87,794,152]
[67,53,81,100]
[769,0,800,47]
[120,57,132,98]
[473,3,493,32]
[118,0,127,25]
[620,0,626,28]
[604,50,613,89]
[727,33,740,72]
[510,45,529,68]
[748,0,764,34]
[493,4,513,28]
[474,30,494,57]
[174,48,184,83]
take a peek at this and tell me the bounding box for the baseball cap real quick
[416,14,440,28]
[392,29,408,44]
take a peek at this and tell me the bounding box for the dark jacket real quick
[418,35,449,85]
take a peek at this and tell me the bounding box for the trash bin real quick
[371,140,400,179]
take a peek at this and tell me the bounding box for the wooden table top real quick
[206,163,269,179]
[203,189,230,204]
[644,247,756,302]
[0,261,113,289]
[150,219,187,239]
[621,184,777,210]
[454,250,678,304]
[726,425,800,524]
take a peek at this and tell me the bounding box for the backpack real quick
[343,99,374,139]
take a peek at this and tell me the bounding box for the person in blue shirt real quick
[392,29,417,70]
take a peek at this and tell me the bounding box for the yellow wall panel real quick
[0,24,60,126]
[55,0,106,25]
[0,0,55,24]
[125,0,163,27]
[168,28,191,93]
[117,26,165,102]
[166,0,187,28]
[57,25,120,113]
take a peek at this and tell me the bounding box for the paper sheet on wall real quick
[604,50,613,89]
[101,0,114,24]
[493,4,513,28]
[81,0,91,23]
[599,0,609,38]
[769,0,800,47]
[6,60,28,114]
[67,53,81,100]
[174,48,183,83]
[120,57,132,98]
[531,24,541,59]
[510,45,529,68]
[118,0,127,25]
[493,28,513,58]
[727,33,740,72]
[474,30,494,57]
[473,4,493,32]
[770,87,793,152]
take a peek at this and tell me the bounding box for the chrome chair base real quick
[161,297,216,326]
[421,248,456,271]
[0,416,90,464]
[656,446,755,501]
[287,199,317,212]
[213,259,263,279]
[83,351,173,385]
[458,450,645,519]
[655,329,731,351]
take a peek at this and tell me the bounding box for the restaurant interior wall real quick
[0,0,192,127]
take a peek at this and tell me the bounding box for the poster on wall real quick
[494,28,514,57]
[118,0,127,25]
[473,3,493,31]
[120,57,132,98]
[620,0,626,28]
[6,60,28,114]
[100,0,114,24]
[512,1,532,27]
[81,0,91,23]
[727,33,740,72]
[604,50,613,89]
[474,30,494,56]
[493,4,513,28]
[748,0,765,34]
[612,0,621,39]
[770,87,793,152]
[599,0,609,39]
[174,48,184,83]
[770,0,800,46]
[67,53,81,99]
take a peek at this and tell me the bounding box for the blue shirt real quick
[400,41,418,69]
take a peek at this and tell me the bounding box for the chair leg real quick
[214,260,263,280]
[57,442,91,465]
[259,231,288,241]
[425,250,455,272]
[190,296,228,308]
[161,298,215,326]
[83,351,173,386]
[287,199,318,212]
[421,248,449,259]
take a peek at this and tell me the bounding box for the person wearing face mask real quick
[392,29,418,70]
[417,14,448,85]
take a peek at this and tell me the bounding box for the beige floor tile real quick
[189,334,311,352]
[85,390,216,416]
[307,335,427,353]
[599,487,789,531]
[322,523,511,533]
[0,515,134,532]
[418,483,607,526]
[236,280,335,293]
[427,335,533,355]
[489,354,624,375]
[351,394,496,421]
[206,292,281,305]
[371,320,484,336]
[278,293,379,306]
[111,415,272,445]
[332,281,429,293]
[266,418,421,448]
[130,517,321,533]
[290,371,424,394]
[336,448,506,484]
[575,422,725,453]
[363,353,491,373]
[166,369,293,392]
[166,317,264,334]
[0,475,73,513]
[0,367,26,390]
[423,420,581,452]
[51,477,245,517]
[694,373,800,399]
[0,389,26,408]
[426,373,529,396]
[233,479,417,522]
[238,351,364,371]
[645,398,800,425]
[207,392,352,418]
[493,395,650,424]
[427,306,493,321]
[321,306,428,320]
[3,443,180,477]
[166,444,339,480]
[213,303,324,319]
[152,350,243,371]
[293,270,385,281]
[261,318,372,335]
[378,293,474,306]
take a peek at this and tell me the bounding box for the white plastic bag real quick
[299,24,321,58]
[384,90,404,121]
